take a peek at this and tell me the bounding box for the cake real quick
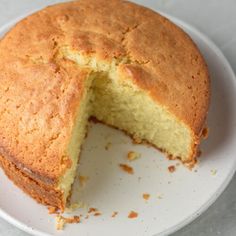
[0,0,210,211]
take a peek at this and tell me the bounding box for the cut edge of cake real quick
[56,48,206,209]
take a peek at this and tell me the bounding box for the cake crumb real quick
[127,151,140,161]
[48,206,57,214]
[132,136,142,144]
[105,142,112,150]
[202,127,209,139]
[119,164,134,174]
[56,215,66,230]
[94,212,101,216]
[211,169,217,176]
[64,216,81,224]
[157,194,163,199]
[128,211,138,219]
[168,165,176,173]
[85,215,89,219]
[185,159,198,170]
[111,211,118,218]
[66,201,87,212]
[143,193,150,200]
[167,154,175,160]
[88,207,98,213]
[79,175,89,187]
[55,215,80,230]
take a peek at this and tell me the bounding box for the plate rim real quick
[0,9,235,236]
[158,12,236,236]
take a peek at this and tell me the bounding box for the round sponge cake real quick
[0,0,210,210]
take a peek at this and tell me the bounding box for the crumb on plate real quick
[88,207,98,213]
[94,212,102,216]
[168,165,176,173]
[105,142,112,150]
[142,193,150,200]
[167,154,175,160]
[119,163,134,174]
[127,151,141,161]
[201,127,209,139]
[79,175,89,187]
[55,215,80,230]
[132,136,142,144]
[211,169,217,175]
[128,211,138,219]
[111,211,118,218]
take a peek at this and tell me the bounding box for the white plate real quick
[0,11,236,236]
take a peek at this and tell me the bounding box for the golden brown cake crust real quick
[0,0,210,209]
[0,155,64,210]
[0,57,91,185]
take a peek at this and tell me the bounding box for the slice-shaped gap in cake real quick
[56,68,95,208]
[57,47,198,208]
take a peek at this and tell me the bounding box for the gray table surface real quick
[0,0,235,235]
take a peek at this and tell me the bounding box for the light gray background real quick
[0,0,235,235]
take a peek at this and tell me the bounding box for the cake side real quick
[0,59,93,210]
[0,155,64,210]
[0,50,92,188]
